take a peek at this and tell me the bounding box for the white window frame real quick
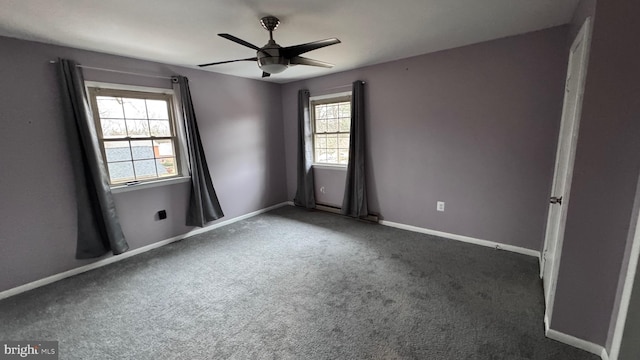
[310,91,352,168]
[85,81,190,193]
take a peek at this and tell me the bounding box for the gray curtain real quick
[58,59,129,258]
[342,81,369,218]
[172,76,224,227]
[294,89,316,208]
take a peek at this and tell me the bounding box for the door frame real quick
[541,17,592,324]
[610,188,640,359]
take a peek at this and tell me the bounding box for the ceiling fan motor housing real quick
[257,40,288,74]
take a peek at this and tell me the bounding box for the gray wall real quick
[314,167,347,208]
[282,27,568,251]
[0,36,287,292]
[550,0,640,347]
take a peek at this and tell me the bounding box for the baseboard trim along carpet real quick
[0,201,291,301]
[314,204,380,223]
[379,219,540,258]
[544,316,609,360]
[287,202,538,258]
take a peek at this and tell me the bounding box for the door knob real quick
[550,196,563,205]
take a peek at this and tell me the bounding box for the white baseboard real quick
[0,201,290,301]
[539,255,543,279]
[544,316,609,359]
[379,220,540,258]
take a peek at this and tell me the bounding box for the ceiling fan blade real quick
[289,56,334,68]
[262,72,271,78]
[282,38,341,58]
[218,33,261,51]
[198,57,257,67]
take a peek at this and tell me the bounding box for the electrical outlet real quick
[158,210,167,220]
[437,201,445,212]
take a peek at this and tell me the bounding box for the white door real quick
[541,18,591,323]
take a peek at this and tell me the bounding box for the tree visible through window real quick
[312,94,351,165]
[88,87,182,185]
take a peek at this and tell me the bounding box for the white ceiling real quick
[0,0,579,83]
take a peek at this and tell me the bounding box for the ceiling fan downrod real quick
[260,16,280,41]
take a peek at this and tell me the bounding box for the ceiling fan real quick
[198,16,341,78]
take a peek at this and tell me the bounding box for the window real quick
[87,85,184,186]
[311,93,352,166]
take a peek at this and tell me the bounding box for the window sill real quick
[111,176,191,194]
[312,163,348,170]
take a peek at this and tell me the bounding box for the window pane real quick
[126,120,150,137]
[315,134,327,149]
[339,118,351,132]
[154,139,175,157]
[131,140,154,160]
[339,103,351,117]
[315,105,326,120]
[123,98,147,119]
[315,119,326,133]
[326,148,338,164]
[326,104,339,119]
[314,134,326,163]
[149,120,171,137]
[104,141,131,162]
[326,119,338,133]
[133,159,157,180]
[156,157,176,177]
[338,134,350,149]
[146,99,169,119]
[108,161,135,183]
[316,149,329,163]
[100,119,127,138]
[96,97,124,118]
[326,134,338,149]
[339,150,349,164]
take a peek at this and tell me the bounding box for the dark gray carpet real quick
[0,206,597,359]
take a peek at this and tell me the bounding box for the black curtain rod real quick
[49,60,173,80]
[312,81,365,93]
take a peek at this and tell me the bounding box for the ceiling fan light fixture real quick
[259,63,288,74]
[260,64,287,74]
[258,55,289,74]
